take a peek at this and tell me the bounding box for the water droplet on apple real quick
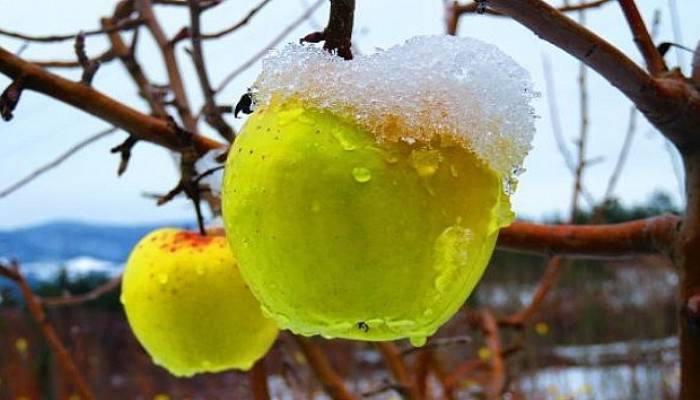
[352,167,372,183]
[331,128,358,151]
[158,273,169,285]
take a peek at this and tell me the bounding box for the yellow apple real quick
[121,228,278,377]
[221,99,514,345]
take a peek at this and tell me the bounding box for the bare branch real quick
[375,342,420,400]
[0,18,141,43]
[101,18,168,119]
[446,0,614,34]
[74,32,101,85]
[248,359,271,400]
[202,0,273,40]
[618,0,667,75]
[0,127,116,198]
[0,76,24,121]
[137,0,198,133]
[499,256,563,327]
[110,135,139,176]
[43,275,122,308]
[215,0,324,93]
[30,49,116,69]
[293,336,355,400]
[0,261,94,399]
[497,215,680,258]
[541,54,596,206]
[0,46,223,153]
[187,0,235,142]
[485,0,700,150]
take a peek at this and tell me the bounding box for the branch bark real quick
[618,0,667,75]
[293,336,355,400]
[497,215,680,258]
[485,0,700,150]
[375,342,420,400]
[0,262,94,399]
[137,0,198,133]
[187,0,235,142]
[0,46,223,153]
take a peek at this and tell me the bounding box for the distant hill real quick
[0,220,190,263]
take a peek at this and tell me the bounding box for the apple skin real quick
[121,228,279,377]
[222,99,513,345]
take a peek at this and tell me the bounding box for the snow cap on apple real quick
[222,35,536,345]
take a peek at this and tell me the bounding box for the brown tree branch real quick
[187,0,235,142]
[102,18,168,119]
[499,256,563,327]
[446,0,614,34]
[293,336,355,400]
[0,261,94,399]
[322,0,355,60]
[618,0,667,75]
[248,358,271,400]
[43,275,122,308]
[485,0,700,150]
[0,46,223,153]
[29,49,117,69]
[0,18,142,43]
[137,0,198,133]
[497,215,680,258]
[201,0,272,40]
[375,342,420,400]
[480,310,505,398]
[0,127,116,198]
[215,0,324,94]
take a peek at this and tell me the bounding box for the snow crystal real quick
[251,35,537,177]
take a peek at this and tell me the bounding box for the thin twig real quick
[0,127,116,198]
[0,261,94,399]
[215,0,324,94]
[375,342,420,400]
[0,46,223,153]
[541,54,595,207]
[618,0,667,75]
[480,310,505,398]
[499,257,563,327]
[43,275,122,308]
[248,359,271,400]
[446,0,614,34]
[202,0,273,39]
[0,18,142,43]
[187,0,235,142]
[293,336,355,400]
[137,0,198,133]
[570,6,590,222]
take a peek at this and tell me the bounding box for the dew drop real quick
[158,273,169,285]
[352,167,372,183]
[196,266,205,276]
[409,336,427,347]
[331,128,358,151]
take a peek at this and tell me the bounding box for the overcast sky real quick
[0,0,698,229]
